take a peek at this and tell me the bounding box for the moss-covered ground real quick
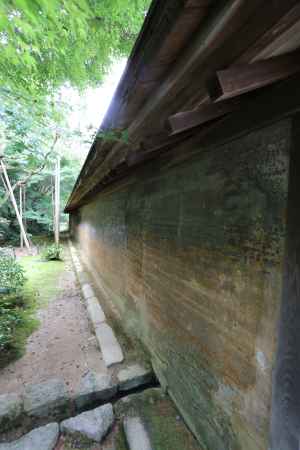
[21,254,65,306]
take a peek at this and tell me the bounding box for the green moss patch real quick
[115,388,202,450]
[20,254,65,307]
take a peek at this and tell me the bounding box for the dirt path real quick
[0,246,106,396]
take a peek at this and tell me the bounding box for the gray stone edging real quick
[68,240,124,368]
[123,416,153,450]
[94,323,124,367]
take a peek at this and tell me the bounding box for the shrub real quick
[0,295,38,365]
[0,255,26,292]
[41,244,63,261]
[0,258,37,366]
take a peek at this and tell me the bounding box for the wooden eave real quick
[65,0,300,213]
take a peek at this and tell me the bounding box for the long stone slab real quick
[94,323,124,367]
[123,417,153,450]
[117,364,154,391]
[77,271,89,285]
[23,378,69,418]
[0,423,59,450]
[74,371,117,410]
[86,297,106,326]
[0,393,23,431]
[82,283,95,300]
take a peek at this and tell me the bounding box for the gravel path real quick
[0,248,106,397]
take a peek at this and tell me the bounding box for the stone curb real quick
[68,240,124,369]
[86,297,106,325]
[123,416,153,450]
[117,364,155,392]
[82,283,95,300]
[95,323,124,367]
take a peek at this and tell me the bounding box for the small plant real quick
[0,255,26,292]
[41,243,63,261]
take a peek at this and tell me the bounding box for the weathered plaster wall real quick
[72,120,291,450]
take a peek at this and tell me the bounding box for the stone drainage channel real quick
[0,241,159,449]
[0,370,158,450]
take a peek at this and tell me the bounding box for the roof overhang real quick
[65,0,300,213]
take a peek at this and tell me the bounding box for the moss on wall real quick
[72,120,291,449]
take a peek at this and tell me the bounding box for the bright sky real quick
[61,58,127,160]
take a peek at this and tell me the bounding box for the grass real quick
[0,252,65,368]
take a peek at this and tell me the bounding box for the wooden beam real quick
[167,99,238,134]
[208,50,300,102]
[239,2,300,63]
[129,74,300,170]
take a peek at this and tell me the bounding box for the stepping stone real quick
[123,416,153,450]
[0,393,23,431]
[82,283,95,300]
[117,364,154,391]
[74,371,117,410]
[86,297,106,326]
[94,323,124,367]
[23,378,69,418]
[61,404,114,443]
[0,422,59,450]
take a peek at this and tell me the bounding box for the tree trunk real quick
[0,160,30,249]
[54,156,61,245]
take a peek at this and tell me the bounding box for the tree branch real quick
[0,132,59,208]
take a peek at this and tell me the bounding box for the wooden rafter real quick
[207,50,300,102]
[167,99,239,135]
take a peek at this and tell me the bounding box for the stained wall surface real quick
[71,120,291,450]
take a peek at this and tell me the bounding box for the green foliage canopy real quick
[0,88,82,242]
[0,0,149,93]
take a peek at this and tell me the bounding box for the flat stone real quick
[74,371,117,410]
[86,297,106,326]
[82,283,95,300]
[117,364,154,391]
[94,323,124,367]
[123,417,153,450]
[23,378,69,418]
[0,423,59,450]
[61,404,114,443]
[0,393,23,431]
